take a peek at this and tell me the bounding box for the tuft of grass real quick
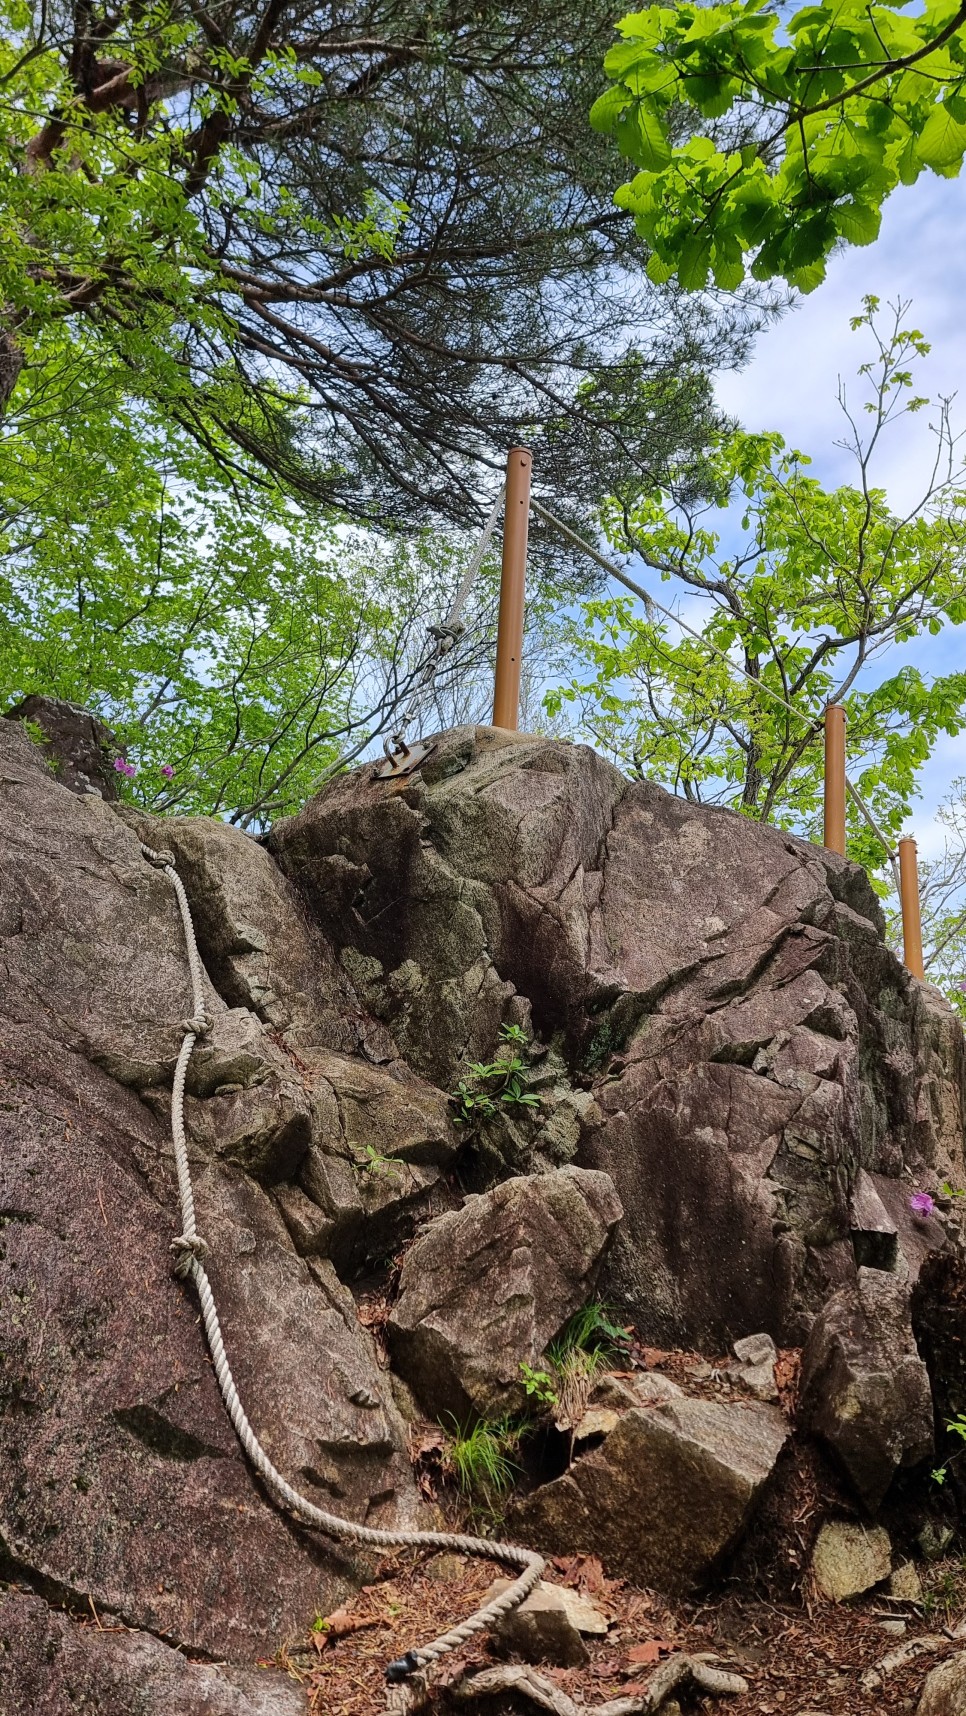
[442,1414,521,1514]
[547,1301,628,1368]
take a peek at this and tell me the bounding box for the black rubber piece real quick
[386,1651,422,1684]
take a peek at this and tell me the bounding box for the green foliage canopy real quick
[546,301,966,880]
[594,0,966,292]
[0,0,744,520]
[0,340,513,825]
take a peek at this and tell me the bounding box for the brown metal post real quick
[492,447,532,731]
[823,703,846,855]
[899,836,925,980]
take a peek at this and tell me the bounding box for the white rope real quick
[140,840,543,1697]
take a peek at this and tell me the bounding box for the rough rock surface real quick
[511,1398,788,1593]
[272,724,966,1350]
[800,1267,934,1506]
[811,1520,892,1600]
[0,1592,305,1716]
[4,693,122,799]
[485,1579,608,1666]
[387,1168,622,1419]
[0,720,423,1670]
[918,1652,966,1715]
[3,712,966,1705]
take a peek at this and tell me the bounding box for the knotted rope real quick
[140,839,544,1698]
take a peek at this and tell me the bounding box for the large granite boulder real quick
[387,1168,622,1419]
[0,720,425,1677]
[511,1396,788,1593]
[272,724,966,1351]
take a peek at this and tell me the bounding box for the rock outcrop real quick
[270,724,965,1351]
[387,1167,623,1419]
[4,694,123,800]
[512,1396,788,1593]
[2,714,964,1711]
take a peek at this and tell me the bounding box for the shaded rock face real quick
[4,693,122,799]
[511,1397,788,1594]
[2,713,965,1702]
[801,1268,934,1506]
[0,720,427,1678]
[0,1592,306,1716]
[387,1168,623,1419]
[272,724,965,1350]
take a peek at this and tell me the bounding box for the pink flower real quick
[113,757,137,779]
[910,1192,936,1220]
[160,764,174,780]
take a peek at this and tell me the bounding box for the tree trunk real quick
[0,323,23,413]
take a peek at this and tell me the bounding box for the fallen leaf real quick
[313,1605,384,1645]
[627,1640,666,1665]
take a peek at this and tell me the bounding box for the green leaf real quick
[917,101,966,169]
[677,229,713,288]
[589,84,630,134]
[833,199,882,245]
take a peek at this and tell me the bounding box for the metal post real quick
[899,836,925,980]
[492,447,532,731]
[823,704,846,856]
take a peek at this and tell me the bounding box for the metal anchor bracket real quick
[372,733,435,781]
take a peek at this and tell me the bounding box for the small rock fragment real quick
[424,1553,467,1584]
[732,1332,779,1401]
[573,1407,620,1443]
[812,1520,891,1601]
[920,1521,955,1562]
[890,1562,924,1602]
[484,1579,608,1667]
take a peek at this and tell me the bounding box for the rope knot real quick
[182,1011,212,1037]
[140,843,176,870]
[170,1232,210,1279]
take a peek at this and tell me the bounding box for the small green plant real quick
[519,1302,631,1436]
[519,1363,558,1408]
[442,1414,521,1514]
[931,1413,966,1487]
[356,1143,405,1180]
[941,1182,966,1200]
[550,1301,629,1364]
[922,1566,963,1624]
[499,1023,529,1047]
[449,1053,540,1127]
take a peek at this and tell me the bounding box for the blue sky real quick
[714,172,966,858]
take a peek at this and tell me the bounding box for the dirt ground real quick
[263,1546,966,1716]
